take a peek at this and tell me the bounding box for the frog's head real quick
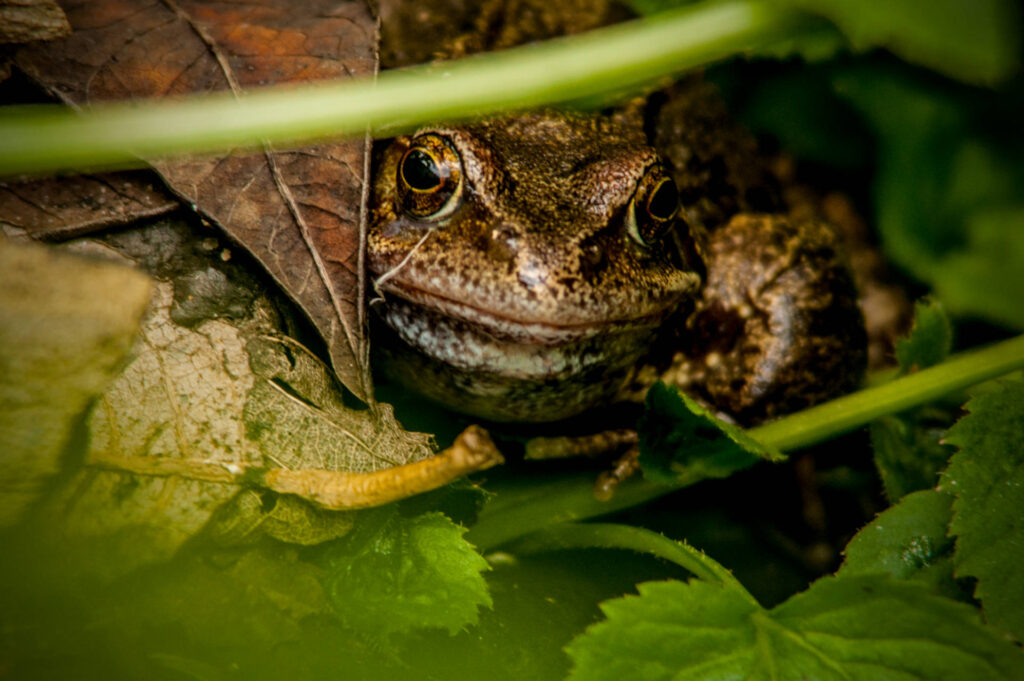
[368,110,702,422]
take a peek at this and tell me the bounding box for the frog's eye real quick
[397,133,463,220]
[626,166,680,248]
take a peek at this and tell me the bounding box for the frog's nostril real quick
[486,224,519,263]
[578,240,606,278]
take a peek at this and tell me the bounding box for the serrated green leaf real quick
[567,579,760,680]
[871,300,955,500]
[897,298,953,374]
[567,574,1024,681]
[871,411,955,501]
[321,509,491,637]
[840,489,962,598]
[940,379,1024,641]
[638,383,783,485]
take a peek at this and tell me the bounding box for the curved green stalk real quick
[467,335,1024,551]
[505,522,755,601]
[0,1,819,175]
[750,334,1024,451]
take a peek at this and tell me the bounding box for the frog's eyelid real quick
[624,199,650,249]
[427,179,464,222]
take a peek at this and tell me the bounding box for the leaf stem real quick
[505,522,756,602]
[467,335,1024,550]
[750,334,1024,451]
[0,0,818,175]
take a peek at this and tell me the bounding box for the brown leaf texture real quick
[15,0,378,401]
[0,171,178,241]
[0,0,70,44]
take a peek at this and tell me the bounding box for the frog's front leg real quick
[664,213,868,425]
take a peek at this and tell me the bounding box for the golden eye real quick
[646,177,680,222]
[626,166,680,248]
[397,133,463,220]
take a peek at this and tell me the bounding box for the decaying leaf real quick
[0,0,70,44]
[16,216,500,578]
[15,0,378,401]
[0,171,178,241]
[26,217,434,576]
[0,237,151,526]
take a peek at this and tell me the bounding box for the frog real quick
[367,0,870,428]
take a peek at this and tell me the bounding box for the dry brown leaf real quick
[0,0,70,44]
[0,171,178,240]
[15,0,378,401]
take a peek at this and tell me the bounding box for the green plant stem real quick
[505,522,756,602]
[0,0,821,175]
[467,334,1024,551]
[752,334,1024,451]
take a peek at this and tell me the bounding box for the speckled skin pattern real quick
[367,0,868,424]
[369,113,702,421]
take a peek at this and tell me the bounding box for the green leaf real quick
[397,478,492,529]
[833,66,1024,330]
[775,0,1019,85]
[871,300,955,499]
[732,65,872,170]
[567,579,760,680]
[567,574,1024,680]
[897,298,953,374]
[321,509,491,637]
[638,382,783,484]
[934,206,1024,330]
[940,379,1024,641]
[839,489,962,598]
[871,412,955,501]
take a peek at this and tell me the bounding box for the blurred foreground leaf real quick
[834,67,1024,330]
[0,238,150,526]
[776,0,1019,84]
[18,220,431,579]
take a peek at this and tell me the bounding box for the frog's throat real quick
[371,293,669,422]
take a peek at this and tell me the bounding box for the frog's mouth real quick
[373,278,681,347]
[369,277,694,422]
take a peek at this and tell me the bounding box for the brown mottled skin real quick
[367,0,868,424]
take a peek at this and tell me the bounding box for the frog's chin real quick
[369,292,670,422]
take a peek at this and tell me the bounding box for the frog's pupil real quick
[647,179,679,220]
[403,149,443,191]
